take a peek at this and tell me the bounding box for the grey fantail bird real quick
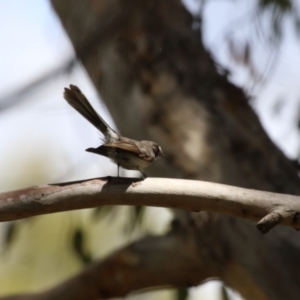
[63,85,164,178]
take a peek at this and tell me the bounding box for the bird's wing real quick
[105,141,153,161]
[106,141,141,154]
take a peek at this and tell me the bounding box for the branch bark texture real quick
[1,178,300,233]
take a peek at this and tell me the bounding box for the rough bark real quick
[5,1,300,299]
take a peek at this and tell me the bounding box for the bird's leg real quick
[117,164,120,177]
[138,168,147,179]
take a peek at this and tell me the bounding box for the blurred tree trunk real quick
[52,1,300,299]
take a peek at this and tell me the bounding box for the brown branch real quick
[0,229,210,300]
[1,177,300,233]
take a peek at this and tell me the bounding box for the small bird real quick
[63,85,163,178]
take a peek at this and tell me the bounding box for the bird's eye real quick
[153,145,158,154]
[153,144,163,157]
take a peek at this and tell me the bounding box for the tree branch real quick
[1,177,300,233]
[0,229,210,300]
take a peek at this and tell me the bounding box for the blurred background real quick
[0,0,300,299]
